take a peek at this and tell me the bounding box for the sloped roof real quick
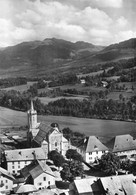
[74,177,100,194]
[15,184,37,194]
[0,167,15,180]
[30,188,55,195]
[21,160,38,179]
[21,160,54,180]
[99,174,136,195]
[34,123,62,145]
[80,136,108,153]
[106,134,136,152]
[5,147,46,161]
[33,123,51,145]
[30,161,54,179]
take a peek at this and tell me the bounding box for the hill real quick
[0,37,135,78]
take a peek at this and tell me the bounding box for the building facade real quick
[77,136,108,163]
[27,101,70,156]
[4,148,46,175]
[0,167,15,193]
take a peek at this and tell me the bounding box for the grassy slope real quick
[0,107,136,142]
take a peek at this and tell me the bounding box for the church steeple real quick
[27,100,37,129]
[30,100,34,112]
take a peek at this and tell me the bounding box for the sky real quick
[0,0,136,47]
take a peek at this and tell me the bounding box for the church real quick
[27,101,70,157]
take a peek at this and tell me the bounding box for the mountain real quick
[0,38,104,77]
[0,37,135,78]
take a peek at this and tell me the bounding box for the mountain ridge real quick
[0,37,135,78]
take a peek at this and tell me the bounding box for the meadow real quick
[38,96,86,105]
[0,106,136,142]
[3,81,37,92]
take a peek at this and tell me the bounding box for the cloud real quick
[92,0,123,8]
[0,0,134,47]
[114,30,136,43]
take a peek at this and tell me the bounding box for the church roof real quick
[106,134,136,153]
[5,148,46,161]
[33,123,51,145]
[33,122,62,145]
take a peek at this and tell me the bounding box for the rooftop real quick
[0,167,15,180]
[99,174,136,195]
[21,160,54,180]
[73,177,100,194]
[79,136,108,153]
[5,147,46,161]
[106,134,136,153]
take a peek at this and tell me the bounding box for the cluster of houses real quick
[1,101,136,194]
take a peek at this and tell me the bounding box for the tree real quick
[48,150,59,161]
[98,152,121,176]
[66,149,83,162]
[60,160,84,182]
[53,154,65,168]
[48,150,65,168]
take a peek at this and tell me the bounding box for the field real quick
[0,106,136,142]
[77,67,113,78]
[3,81,37,92]
[39,96,86,105]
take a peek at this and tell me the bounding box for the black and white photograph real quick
[0,0,136,194]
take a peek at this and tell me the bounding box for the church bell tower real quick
[27,100,37,130]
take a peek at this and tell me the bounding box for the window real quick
[18,165,20,169]
[6,186,8,189]
[38,182,42,186]
[18,162,20,164]
[43,177,46,181]
[89,152,92,155]
[13,170,15,174]
[55,142,57,147]
[6,180,8,183]
[96,151,98,154]
[12,162,14,165]
[48,181,50,185]
[12,166,14,169]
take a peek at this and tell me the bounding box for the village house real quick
[98,174,136,194]
[4,147,47,175]
[69,177,100,195]
[21,160,55,190]
[69,174,136,195]
[0,167,15,194]
[27,101,70,156]
[106,134,136,159]
[77,136,108,163]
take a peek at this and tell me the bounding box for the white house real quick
[106,134,136,159]
[77,136,108,163]
[21,160,55,190]
[0,167,15,193]
[4,147,47,175]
